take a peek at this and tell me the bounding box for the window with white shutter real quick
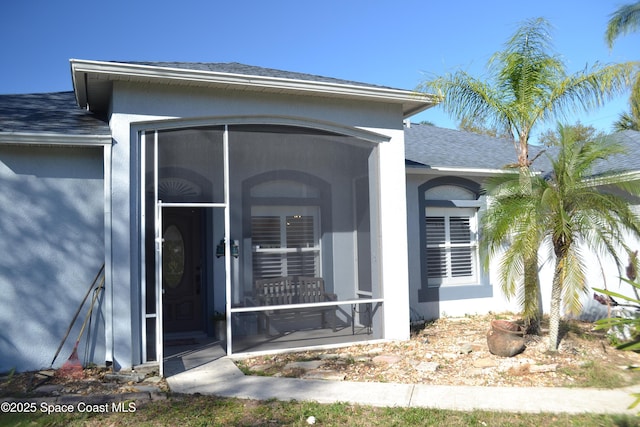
[425,207,477,286]
[252,206,320,280]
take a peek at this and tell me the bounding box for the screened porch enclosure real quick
[230,124,383,353]
[142,123,384,361]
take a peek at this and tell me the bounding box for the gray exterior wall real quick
[0,145,104,372]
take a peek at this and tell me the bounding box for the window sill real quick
[427,281,481,288]
[419,283,492,302]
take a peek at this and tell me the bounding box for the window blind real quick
[252,210,319,279]
[425,210,476,285]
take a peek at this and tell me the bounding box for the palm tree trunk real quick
[524,257,542,334]
[548,253,565,351]
[519,163,542,334]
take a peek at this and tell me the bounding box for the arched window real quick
[243,171,331,282]
[420,178,481,287]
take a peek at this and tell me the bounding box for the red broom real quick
[58,275,105,379]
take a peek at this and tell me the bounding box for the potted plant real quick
[211,311,226,342]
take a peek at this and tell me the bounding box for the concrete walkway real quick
[166,357,640,415]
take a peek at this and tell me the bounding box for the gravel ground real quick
[235,314,640,387]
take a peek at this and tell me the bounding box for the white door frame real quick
[141,125,231,376]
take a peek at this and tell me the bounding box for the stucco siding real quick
[0,145,104,373]
[111,81,404,131]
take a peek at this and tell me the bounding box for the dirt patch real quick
[0,366,169,398]
[235,314,640,387]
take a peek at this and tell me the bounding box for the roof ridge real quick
[105,60,397,90]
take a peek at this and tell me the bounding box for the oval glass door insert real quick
[163,225,185,288]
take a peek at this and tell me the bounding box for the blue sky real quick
[1,1,637,142]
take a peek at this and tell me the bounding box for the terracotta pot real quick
[486,320,525,357]
[491,319,524,334]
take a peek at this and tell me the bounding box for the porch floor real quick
[232,324,374,354]
[163,325,374,377]
[163,337,225,377]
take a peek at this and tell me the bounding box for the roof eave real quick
[402,102,435,119]
[405,165,520,176]
[70,59,437,115]
[0,132,112,146]
[585,170,640,186]
[70,60,88,109]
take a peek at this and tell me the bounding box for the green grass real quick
[559,360,636,388]
[1,395,638,427]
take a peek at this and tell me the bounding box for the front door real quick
[162,208,203,333]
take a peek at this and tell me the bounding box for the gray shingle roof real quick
[0,92,109,135]
[404,124,527,171]
[404,123,640,176]
[113,61,395,90]
[596,130,640,175]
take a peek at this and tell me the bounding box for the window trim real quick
[417,177,492,302]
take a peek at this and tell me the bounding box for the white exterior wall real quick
[535,230,640,322]
[374,128,411,340]
[106,81,411,367]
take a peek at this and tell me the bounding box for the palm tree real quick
[482,124,640,351]
[606,2,640,131]
[613,110,640,131]
[613,76,640,131]
[421,17,635,169]
[419,17,636,331]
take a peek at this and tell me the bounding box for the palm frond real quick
[489,18,564,131]
[594,284,640,304]
[606,2,640,48]
[419,71,514,134]
[521,255,542,319]
[613,111,640,132]
[544,62,638,123]
[561,245,587,314]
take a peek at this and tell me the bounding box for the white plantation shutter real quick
[252,216,283,279]
[449,216,474,277]
[252,207,320,280]
[425,217,447,279]
[425,208,477,285]
[285,215,317,276]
